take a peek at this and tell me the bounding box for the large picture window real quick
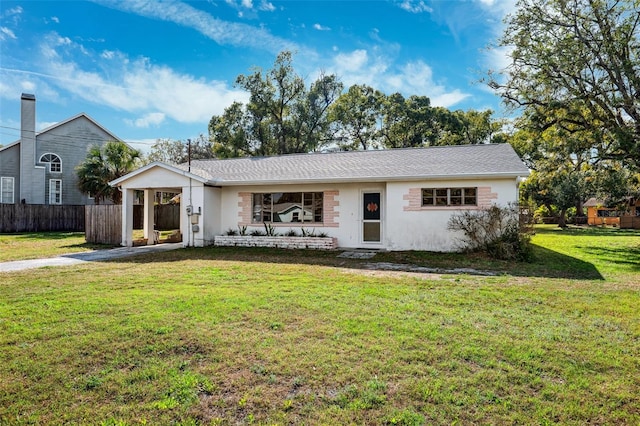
[253,192,323,223]
[422,187,477,206]
[1,177,14,204]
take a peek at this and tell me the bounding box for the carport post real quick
[143,189,155,244]
[121,188,134,247]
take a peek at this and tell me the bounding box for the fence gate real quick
[85,205,122,245]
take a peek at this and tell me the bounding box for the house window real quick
[1,177,14,204]
[40,153,61,173]
[422,188,477,206]
[49,179,62,205]
[597,209,619,217]
[252,192,323,223]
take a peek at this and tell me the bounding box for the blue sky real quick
[0,0,514,152]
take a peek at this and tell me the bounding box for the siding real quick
[0,144,21,203]
[37,117,116,205]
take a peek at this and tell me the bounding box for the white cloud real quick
[25,33,249,123]
[0,27,16,40]
[333,50,369,73]
[313,23,330,31]
[125,112,166,128]
[101,50,115,59]
[259,1,276,12]
[329,50,469,108]
[397,0,433,14]
[390,61,469,107]
[91,0,296,54]
[37,121,59,131]
[51,16,60,23]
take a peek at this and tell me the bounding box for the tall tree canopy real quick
[210,51,343,157]
[76,141,141,204]
[210,50,503,157]
[146,134,214,165]
[490,0,640,170]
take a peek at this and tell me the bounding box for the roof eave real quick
[109,161,212,187]
[212,171,531,186]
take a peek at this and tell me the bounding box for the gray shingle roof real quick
[177,144,529,186]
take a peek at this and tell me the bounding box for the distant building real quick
[584,197,640,228]
[0,93,123,205]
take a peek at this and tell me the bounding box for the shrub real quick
[225,228,238,236]
[284,229,299,237]
[447,204,533,261]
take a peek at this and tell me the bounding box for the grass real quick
[0,232,114,262]
[0,226,639,424]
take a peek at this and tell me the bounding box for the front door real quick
[362,192,381,243]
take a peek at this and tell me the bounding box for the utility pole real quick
[187,138,191,172]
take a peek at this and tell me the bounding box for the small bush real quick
[225,228,238,236]
[284,229,299,237]
[447,204,533,261]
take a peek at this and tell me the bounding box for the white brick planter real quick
[214,235,337,250]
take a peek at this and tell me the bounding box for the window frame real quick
[40,153,62,173]
[1,177,15,204]
[422,187,478,207]
[252,192,324,224]
[49,179,62,205]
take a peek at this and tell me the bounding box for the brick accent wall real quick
[323,190,339,228]
[403,186,498,211]
[238,192,252,225]
[403,188,423,211]
[477,186,498,208]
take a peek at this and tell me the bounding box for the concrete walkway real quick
[0,243,183,273]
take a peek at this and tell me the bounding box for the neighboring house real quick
[0,93,123,205]
[111,143,530,252]
[584,197,640,228]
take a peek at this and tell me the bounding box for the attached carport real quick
[110,162,221,247]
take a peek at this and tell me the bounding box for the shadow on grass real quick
[577,245,640,272]
[112,243,605,281]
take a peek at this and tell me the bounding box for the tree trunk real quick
[558,208,567,228]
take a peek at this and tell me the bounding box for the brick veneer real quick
[238,192,252,224]
[237,190,339,227]
[323,190,339,228]
[403,186,498,211]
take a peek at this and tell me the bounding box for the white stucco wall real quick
[202,187,221,245]
[115,165,522,251]
[385,178,520,251]
[217,178,520,252]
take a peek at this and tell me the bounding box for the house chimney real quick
[20,93,37,203]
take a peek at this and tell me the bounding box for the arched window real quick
[40,153,61,173]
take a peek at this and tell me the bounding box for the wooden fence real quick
[85,205,122,245]
[85,204,181,244]
[620,216,640,229]
[0,204,85,233]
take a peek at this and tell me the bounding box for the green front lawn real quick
[0,232,114,262]
[0,226,638,424]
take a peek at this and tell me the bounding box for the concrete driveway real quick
[0,243,183,273]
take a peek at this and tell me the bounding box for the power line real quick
[0,124,170,150]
